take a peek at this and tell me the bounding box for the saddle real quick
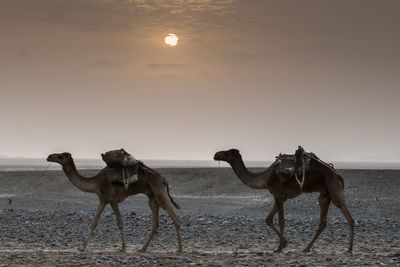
[275,153,311,176]
[102,149,140,189]
[275,146,314,188]
[276,146,339,189]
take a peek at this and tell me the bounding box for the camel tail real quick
[163,179,181,210]
[338,174,344,189]
[168,186,181,210]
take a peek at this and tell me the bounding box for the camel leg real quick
[79,200,106,251]
[158,191,182,253]
[110,202,127,252]
[138,197,160,252]
[341,204,355,253]
[164,203,182,253]
[266,202,288,248]
[331,192,355,253]
[149,179,182,253]
[303,193,331,252]
[335,200,355,253]
[274,197,286,253]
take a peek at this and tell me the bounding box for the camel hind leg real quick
[139,197,160,252]
[330,189,355,253]
[165,204,182,253]
[149,177,182,253]
[156,190,182,253]
[274,197,286,252]
[303,193,331,252]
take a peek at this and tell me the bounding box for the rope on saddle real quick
[287,146,341,190]
[293,146,306,190]
[294,153,306,189]
[122,167,129,190]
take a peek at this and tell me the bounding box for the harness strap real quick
[306,153,340,176]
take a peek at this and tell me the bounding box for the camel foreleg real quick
[79,200,106,251]
[266,202,288,248]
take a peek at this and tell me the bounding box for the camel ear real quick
[65,152,71,158]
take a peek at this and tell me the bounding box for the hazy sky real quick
[1,0,399,161]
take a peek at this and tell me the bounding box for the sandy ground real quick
[1,168,400,266]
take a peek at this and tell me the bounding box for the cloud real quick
[10,0,238,34]
[82,60,119,69]
[147,63,187,69]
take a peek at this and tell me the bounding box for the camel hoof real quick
[176,248,183,254]
[283,240,289,248]
[77,246,86,252]
[138,248,146,253]
[345,250,353,256]
[120,248,127,253]
[274,248,283,253]
[303,248,311,253]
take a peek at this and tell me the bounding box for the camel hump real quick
[102,149,140,189]
[102,148,138,168]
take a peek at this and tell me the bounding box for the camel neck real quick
[62,159,97,193]
[229,157,267,189]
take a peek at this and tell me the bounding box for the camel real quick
[47,152,182,253]
[213,149,354,253]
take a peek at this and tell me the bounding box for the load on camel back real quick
[102,148,140,189]
[275,146,341,189]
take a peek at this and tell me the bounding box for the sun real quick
[165,33,178,46]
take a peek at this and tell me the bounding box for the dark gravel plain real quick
[0,168,399,266]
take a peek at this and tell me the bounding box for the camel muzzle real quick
[213,152,223,161]
[47,154,57,162]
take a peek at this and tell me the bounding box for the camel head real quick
[47,152,72,165]
[213,149,241,163]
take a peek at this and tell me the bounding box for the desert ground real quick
[1,167,399,266]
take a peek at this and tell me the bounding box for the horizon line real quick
[1,156,400,164]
